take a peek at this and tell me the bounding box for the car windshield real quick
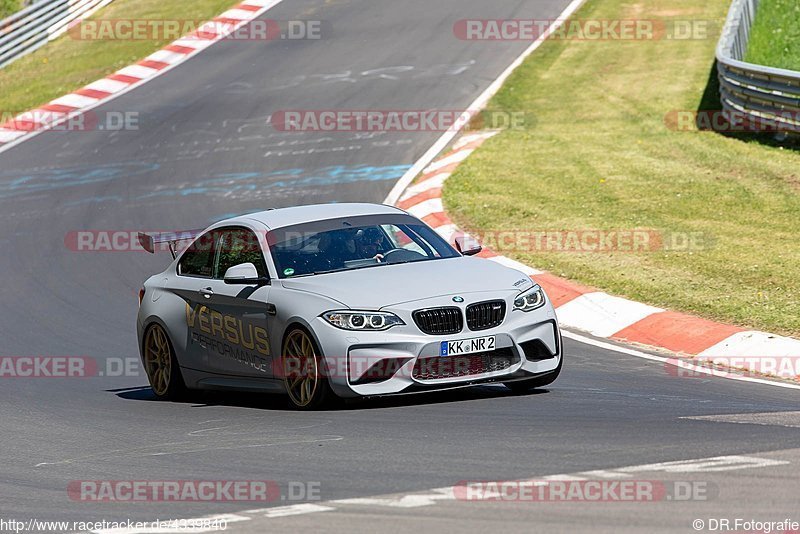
[268,214,459,278]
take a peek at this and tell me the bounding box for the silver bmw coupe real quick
[136,203,562,409]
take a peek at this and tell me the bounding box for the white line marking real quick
[404,198,443,219]
[146,49,188,65]
[562,330,800,390]
[383,0,589,205]
[243,0,282,6]
[421,148,474,173]
[263,504,334,518]
[84,78,131,94]
[333,487,454,508]
[198,21,228,35]
[682,411,800,429]
[49,93,99,108]
[170,38,206,51]
[399,173,450,199]
[487,255,544,276]
[116,64,159,79]
[579,470,632,479]
[614,455,789,473]
[452,130,499,150]
[540,474,587,481]
[0,129,27,142]
[492,456,789,497]
[218,8,257,20]
[17,110,63,125]
[699,330,800,358]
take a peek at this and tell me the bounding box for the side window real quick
[213,227,269,279]
[177,231,216,277]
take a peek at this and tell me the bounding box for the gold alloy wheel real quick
[282,329,320,407]
[144,324,172,397]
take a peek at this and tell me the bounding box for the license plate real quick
[440,335,496,356]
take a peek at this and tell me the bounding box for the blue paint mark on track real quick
[0,162,410,205]
[0,162,159,200]
[138,164,412,200]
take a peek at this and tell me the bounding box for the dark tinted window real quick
[268,214,458,278]
[177,231,216,277]
[213,227,268,279]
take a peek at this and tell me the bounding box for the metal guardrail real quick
[0,0,115,69]
[716,0,800,132]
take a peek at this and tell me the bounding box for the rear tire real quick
[142,323,187,401]
[281,327,337,410]
[504,354,562,393]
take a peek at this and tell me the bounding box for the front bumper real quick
[312,300,561,398]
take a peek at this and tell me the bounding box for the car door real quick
[198,226,274,378]
[171,229,218,372]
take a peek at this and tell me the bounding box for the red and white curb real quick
[0,0,284,152]
[393,130,800,381]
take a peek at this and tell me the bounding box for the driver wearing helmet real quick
[356,227,388,261]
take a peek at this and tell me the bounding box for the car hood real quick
[279,257,534,309]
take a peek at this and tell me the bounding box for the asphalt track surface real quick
[0,0,799,530]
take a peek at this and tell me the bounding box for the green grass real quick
[746,0,800,70]
[0,0,240,115]
[0,0,21,19]
[444,0,800,336]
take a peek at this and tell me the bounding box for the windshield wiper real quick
[378,259,424,267]
[288,265,379,277]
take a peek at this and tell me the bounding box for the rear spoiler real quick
[137,229,204,259]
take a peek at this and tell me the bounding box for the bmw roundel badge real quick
[452,296,464,303]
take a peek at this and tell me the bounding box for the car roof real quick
[222,202,408,230]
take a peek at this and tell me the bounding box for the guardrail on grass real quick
[0,0,115,69]
[716,0,800,132]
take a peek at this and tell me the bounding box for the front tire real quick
[281,327,336,410]
[142,323,187,401]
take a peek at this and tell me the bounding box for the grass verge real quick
[745,0,800,70]
[0,0,240,115]
[0,0,21,19]
[444,0,800,336]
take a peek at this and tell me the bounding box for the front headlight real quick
[322,310,405,331]
[513,285,546,312]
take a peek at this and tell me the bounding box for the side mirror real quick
[223,263,269,285]
[454,235,482,256]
